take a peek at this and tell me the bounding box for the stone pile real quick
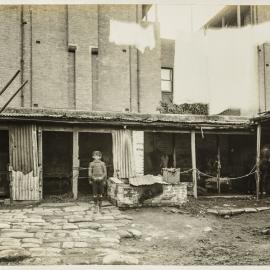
[207,206,270,217]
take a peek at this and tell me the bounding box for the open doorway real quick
[42,131,73,197]
[144,132,192,182]
[144,132,174,176]
[196,133,256,195]
[0,130,9,198]
[78,132,113,195]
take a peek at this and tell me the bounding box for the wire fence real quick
[71,164,257,182]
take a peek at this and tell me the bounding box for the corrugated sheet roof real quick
[252,111,270,123]
[0,108,252,130]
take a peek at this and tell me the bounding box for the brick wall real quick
[68,5,98,110]
[138,22,161,113]
[0,5,161,114]
[161,38,175,68]
[0,6,21,108]
[94,5,136,112]
[31,6,69,109]
[107,177,187,208]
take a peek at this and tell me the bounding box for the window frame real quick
[161,67,173,94]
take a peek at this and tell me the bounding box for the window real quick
[161,68,173,103]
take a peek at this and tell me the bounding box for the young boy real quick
[88,150,107,214]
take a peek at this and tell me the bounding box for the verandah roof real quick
[252,111,270,125]
[0,108,253,131]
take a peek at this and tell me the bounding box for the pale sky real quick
[148,4,224,38]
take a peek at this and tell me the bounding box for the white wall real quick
[174,22,270,116]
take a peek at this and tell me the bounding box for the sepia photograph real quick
[1,0,270,267]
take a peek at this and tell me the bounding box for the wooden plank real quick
[222,16,225,28]
[0,125,8,130]
[264,43,270,111]
[42,126,112,133]
[191,131,197,199]
[256,124,261,201]
[39,126,254,135]
[237,5,241,27]
[37,126,43,200]
[72,129,79,200]
[132,131,144,175]
[258,44,266,113]
[173,133,176,168]
[8,164,13,203]
[201,195,253,199]
[216,135,221,194]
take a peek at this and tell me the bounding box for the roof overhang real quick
[203,5,251,29]
[142,4,152,18]
[0,108,254,132]
[252,112,270,125]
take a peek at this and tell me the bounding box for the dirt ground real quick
[2,195,270,265]
[122,196,270,265]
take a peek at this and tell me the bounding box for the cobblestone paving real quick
[0,202,141,265]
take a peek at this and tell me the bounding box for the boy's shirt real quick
[88,160,107,181]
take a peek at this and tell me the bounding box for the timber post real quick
[8,164,13,204]
[172,133,176,168]
[216,135,221,194]
[72,129,79,200]
[37,126,43,200]
[256,124,261,201]
[191,131,197,199]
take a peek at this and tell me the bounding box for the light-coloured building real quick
[203,5,270,114]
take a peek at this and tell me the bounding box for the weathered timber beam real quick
[191,131,197,199]
[256,124,261,201]
[0,70,20,96]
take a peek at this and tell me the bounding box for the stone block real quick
[102,253,139,265]
[231,209,244,215]
[77,222,101,229]
[0,223,10,229]
[1,232,34,238]
[68,217,93,223]
[62,242,74,249]
[244,208,258,213]
[128,229,142,239]
[256,207,270,211]
[207,209,218,215]
[21,243,41,248]
[118,230,133,239]
[74,242,88,248]
[29,247,62,257]
[0,249,30,260]
[22,238,42,244]
[63,223,78,230]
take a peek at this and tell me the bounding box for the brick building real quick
[0,5,161,113]
[161,38,175,104]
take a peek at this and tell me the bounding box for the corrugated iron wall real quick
[9,124,40,200]
[9,124,38,175]
[11,171,40,200]
[112,130,135,179]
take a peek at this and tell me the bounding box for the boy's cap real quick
[92,150,102,157]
